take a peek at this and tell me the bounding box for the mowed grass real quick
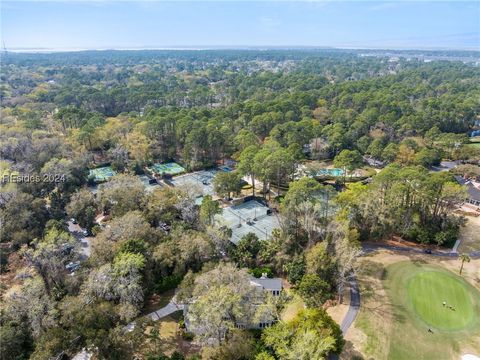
[386,262,480,360]
[407,271,474,330]
[355,259,480,360]
[467,137,480,148]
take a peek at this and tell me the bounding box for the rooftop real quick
[454,175,480,201]
[250,277,283,291]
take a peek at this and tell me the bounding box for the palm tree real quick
[459,253,471,275]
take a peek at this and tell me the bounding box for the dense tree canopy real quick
[1,49,478,359]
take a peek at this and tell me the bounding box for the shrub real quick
[182,331,194,341]
[249,267,273,278]
[154,275,183,293]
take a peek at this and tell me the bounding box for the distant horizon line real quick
[4,45,480,54]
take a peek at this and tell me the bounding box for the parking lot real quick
[67,220,91,259]
[138,174,161,192]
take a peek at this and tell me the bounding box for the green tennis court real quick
[148,162,185,176]
[88,166,116,182]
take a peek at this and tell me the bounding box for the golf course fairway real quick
[407,270,475,330]
[355,259,480,360]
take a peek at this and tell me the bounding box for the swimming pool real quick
[316,168,344,177]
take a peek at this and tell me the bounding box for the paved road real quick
[451,240,461,254]
[329,275,361,360]
[148,300,184,321]
[362,243,480,259]
[340,275,360,334]
[67,221,91,258]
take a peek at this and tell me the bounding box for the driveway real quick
[123,297,184,332]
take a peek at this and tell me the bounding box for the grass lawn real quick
[143,311,200,357]
[407,270,475,331]
[142,289,175,315]
[467,137,480,148]
[354,259,480,360]
[281,292,305,322]
[407,270,476,330]
[458,216,480,253]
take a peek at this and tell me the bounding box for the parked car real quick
[159,222,171,233]
[71,218,77,224]
[423,249,432,254]
[60,243,74,255]
[66,261,81,272]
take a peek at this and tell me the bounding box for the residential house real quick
[250,275,282,297]
[455,175,480,207]
[184,274,283,335]
[363,155,384,168]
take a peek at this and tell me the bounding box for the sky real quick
[1,1,479,51]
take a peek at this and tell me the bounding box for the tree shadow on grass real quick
[391,306,408,323]
[358,260,384,279]
[339,340,367,360]
[380,267,388,280]
[411,258,428,267]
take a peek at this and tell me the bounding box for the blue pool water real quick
[317,168,344,177]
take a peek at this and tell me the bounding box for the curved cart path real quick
[340,275,360,334]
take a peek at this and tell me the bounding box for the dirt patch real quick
[326,286,350,326]
[458,216,480,253]
[141,312,200,358]
[365,236,444,251]
[0,251,29,297]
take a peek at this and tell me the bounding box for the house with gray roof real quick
[250,275,283,297]
[184,274,283,335]
[455,175,480,207]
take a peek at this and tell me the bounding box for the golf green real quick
[407,271,475,330]
[357,261,480,359]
